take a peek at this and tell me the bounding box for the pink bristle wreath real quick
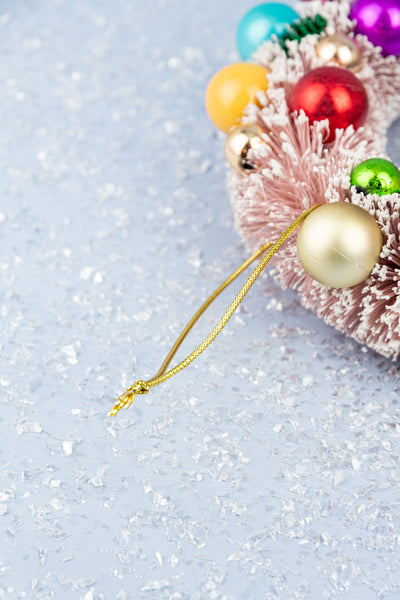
[229,0,400,360]
[109,0,400,416]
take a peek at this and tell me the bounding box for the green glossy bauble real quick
[350,157,400,196]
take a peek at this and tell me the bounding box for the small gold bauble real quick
[297,202,383,288]
[315,33,362,72]
[224,124,264,172]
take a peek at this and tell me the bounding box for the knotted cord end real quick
[108,380,150,416]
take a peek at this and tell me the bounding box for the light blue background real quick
[1,1,400,598]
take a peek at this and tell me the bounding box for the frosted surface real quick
[1,0,400,598]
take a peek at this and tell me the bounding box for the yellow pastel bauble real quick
[297,202,383,288]
[205,62,269,133]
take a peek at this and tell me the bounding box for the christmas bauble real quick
[237,3,299,60]
[350,157,400,195]
[288,66,369,143]
[350,0,400,57]
[224,125,265,171]
[205,63,269,133]
[297,202,383,288]
[315,33,362,71]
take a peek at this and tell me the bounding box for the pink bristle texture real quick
[229,0,400,359]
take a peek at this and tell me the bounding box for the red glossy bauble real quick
[288,66,369,143]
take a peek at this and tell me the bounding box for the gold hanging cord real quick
[109,205,319,416]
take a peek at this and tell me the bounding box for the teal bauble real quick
[350,158,400,196]
[237,3,299,60]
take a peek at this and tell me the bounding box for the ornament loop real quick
[109,205,319,417]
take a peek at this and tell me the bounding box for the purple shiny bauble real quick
[350,0,400,56]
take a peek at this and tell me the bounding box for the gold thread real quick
[152,240,273,381]
[108,205,319,416]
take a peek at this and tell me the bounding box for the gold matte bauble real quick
[297,202,383,288]
[224,124,264,171]
[315,33,362,72]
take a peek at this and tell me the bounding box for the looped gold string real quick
[108,205,319,416]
